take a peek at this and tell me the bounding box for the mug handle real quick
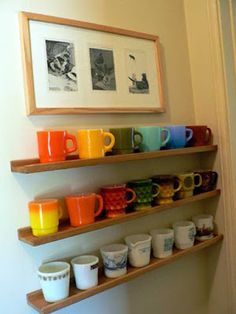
[133,131,143,147]
[194,173,202,187]
[126,188,136,204]
[94,194,104,217]
[152,183,160,197]
[186,128,193,143]
[65,133,78,155]
[103,132,115,152]
[205,127,212,144]
[160,128,171,147]
[173,178,182,193]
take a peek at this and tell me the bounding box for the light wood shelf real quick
[27,234,223,314]
[10,145,217,174]
[18,189,220,246]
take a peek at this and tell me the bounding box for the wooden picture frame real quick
[19,11,165,115]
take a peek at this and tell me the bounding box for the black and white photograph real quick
[126,49,149,94]
[89,48,116,91]
[46,40,78,91]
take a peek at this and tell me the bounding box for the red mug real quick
[37,130,77,163]
[65,193,103,227]
[187,125,212,146]
[101,184,136,218]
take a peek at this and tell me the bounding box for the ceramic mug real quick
[165,125,193,149]
[109,128,143,154]
[37,261,70,302]
[100,243,128,278]
[127,179,160,210]
[37,130,77,163]
[136,126,171,152]
[124,234,152,267]
[101,184,136,218]
[187,125,212,146]
[28,199,62,236]
[77,129,115,159]
[175,172,202,199]
[65,193,103,227]
[151,175,182,204]
[192,214,214,241]
[194,170,218,194]
[71,255,99,290]
[150,228,174,258]
[173,221,196,249]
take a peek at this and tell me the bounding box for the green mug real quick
[110,128,143,154]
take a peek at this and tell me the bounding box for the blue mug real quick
[165,125,193,149]
[136,126,171,152]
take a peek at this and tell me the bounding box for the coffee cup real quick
[28,199,62,236]
[109,128,143,154]
[165,125,193,149]
[136,126,171,151]
[151,175,182,204]
[37,130,77,163]
[187,125,212,146]
[194,170,218,194]
[192,214,214,241]
[77,129,115,159]
[37,261,70,302]
[101,184,136,218]
[173,221,196,249]
[65,193,103,227]
[150,228,174,258]
[175,172,202,199]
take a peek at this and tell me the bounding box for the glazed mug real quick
[192,214,214,241]
[37,130,77,163]
[37,261,70,302]
[65,193,103,227]
[187,125,212,146]
[151,175,182,204]
[150,228,174,258]
[194,170,218,194]
[77,129,115,159]
[127,179,160,210]
[101,184,136,218]
[165,125,193,149]
[28,199,62,236]
[100,243,128,278]
[124,234,152,267]
[71,255,99,290]
[109,128,143,154]
[175,172,202,199]
[173,221,196,249]
[136,126,171,151]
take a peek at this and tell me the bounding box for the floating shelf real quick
[10,145,217,174]
[27,234,223,314]
[18,189,220,246]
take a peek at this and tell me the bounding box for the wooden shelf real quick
[27,234,223,314]
[10,145,217,174]
[18,189,220,246]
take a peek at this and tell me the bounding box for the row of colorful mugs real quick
[37,214,214,302]
[36,124,212,163]
[28,170,218,236]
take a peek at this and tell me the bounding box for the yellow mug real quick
[78,129,115,159]
[28,199,62,236]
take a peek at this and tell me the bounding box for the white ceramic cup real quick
[173,221,196,249]
[100,243,128,278]
[71,255,99,290]
[37,261,70,302]
[192,214,214,241]
[124,234,152,267]
[150,228,174,258]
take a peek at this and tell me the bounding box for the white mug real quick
[71,255,99,290]
[37,261,70,302]
[124,234,152,267]
[192,214,214,241]
[100,243,128,278]
[173,221,196,249]
[150,228,174,258]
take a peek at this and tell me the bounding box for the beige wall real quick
[0,1,224,313]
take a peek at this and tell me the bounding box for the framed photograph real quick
[19,12,165,115]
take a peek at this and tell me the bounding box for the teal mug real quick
[136,126,171,152]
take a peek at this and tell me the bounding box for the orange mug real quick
[28,199,61,236]
[65,193,104,226]
[37,130,77,163]
[77,129,115,159]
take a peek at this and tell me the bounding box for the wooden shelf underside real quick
[11,145,217,174]
[18,189,220,246]
[27,234,223,314]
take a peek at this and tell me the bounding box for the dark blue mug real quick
[165,125,193,149]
